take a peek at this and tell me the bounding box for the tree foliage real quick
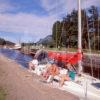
[52,21,62,48]
[87,6,100,50]
[52,5,100,50]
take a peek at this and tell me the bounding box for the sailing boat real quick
[14,38,21,50]
[31,0,100,99]
[47,0,100,100]
[14,43,21,50]
[63,0,100,99]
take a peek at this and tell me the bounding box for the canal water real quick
[0,48,33,68]
[0,48,100,79]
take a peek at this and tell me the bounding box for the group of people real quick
[28,58,76,87]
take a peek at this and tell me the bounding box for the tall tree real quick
[52,6,100,50]
[88,6,99,50]
[52,21,62,48]
[81,10,88,49]
[62,10,78,48]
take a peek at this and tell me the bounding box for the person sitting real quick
[28,59,38,71]
[59,63,76,87]
[59,67,70,87]
[34,64,46,75]
[67,63,76,80]
[45,63,59,83]
[47,63,59,83]
[42,63,51,80]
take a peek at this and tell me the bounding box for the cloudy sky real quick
[0,0,100,43]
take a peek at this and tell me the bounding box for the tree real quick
[0,38,6,45]
[52,6,100,50]
[62,10,78,48]
[52,21,62,48]
[81,10,88,49]
[88,6,99,50]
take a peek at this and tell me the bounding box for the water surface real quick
[0,48,33,68]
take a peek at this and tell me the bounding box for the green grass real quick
[82,49,100,54]
[22,46,100,54]
[47,47,100,54]
[46,47,78,52]
[0,87,7,100]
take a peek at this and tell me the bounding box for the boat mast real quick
[78,0,82,74]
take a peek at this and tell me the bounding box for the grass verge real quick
[0,87,7,100]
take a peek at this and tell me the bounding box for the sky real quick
[0,0,100,43]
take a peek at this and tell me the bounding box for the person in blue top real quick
[59,63,76,87]
[67,63,76,80]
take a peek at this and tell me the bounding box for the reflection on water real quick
[0,48,33,68]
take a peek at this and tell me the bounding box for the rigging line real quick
[81,10,85,50]
[46,1,65,13]
[58,22,64,48]
[86,10,94,78]
[55,0,57,49]
[98,65,100,79]
[97,9,100,78]
[85,0,94,78]
[97,9,100,51]
[92,11,96,50]
[55,21,57,49]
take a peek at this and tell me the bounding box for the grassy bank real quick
[0,87,6,100]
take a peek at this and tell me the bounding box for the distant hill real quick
[0,37,15,46]
[37,35,54,45]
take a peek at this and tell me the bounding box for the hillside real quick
[0,37,15,46]
[37,35,53,45]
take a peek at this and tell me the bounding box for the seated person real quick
[59,67,70,87]
[45,63,59,83]
[28,59,38,70]
[42,63,51,79]
[34,64,47,75]
[47,63,59,83]
[67,63,76,80]
[68,66,75,80]
[59,63,76,87]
